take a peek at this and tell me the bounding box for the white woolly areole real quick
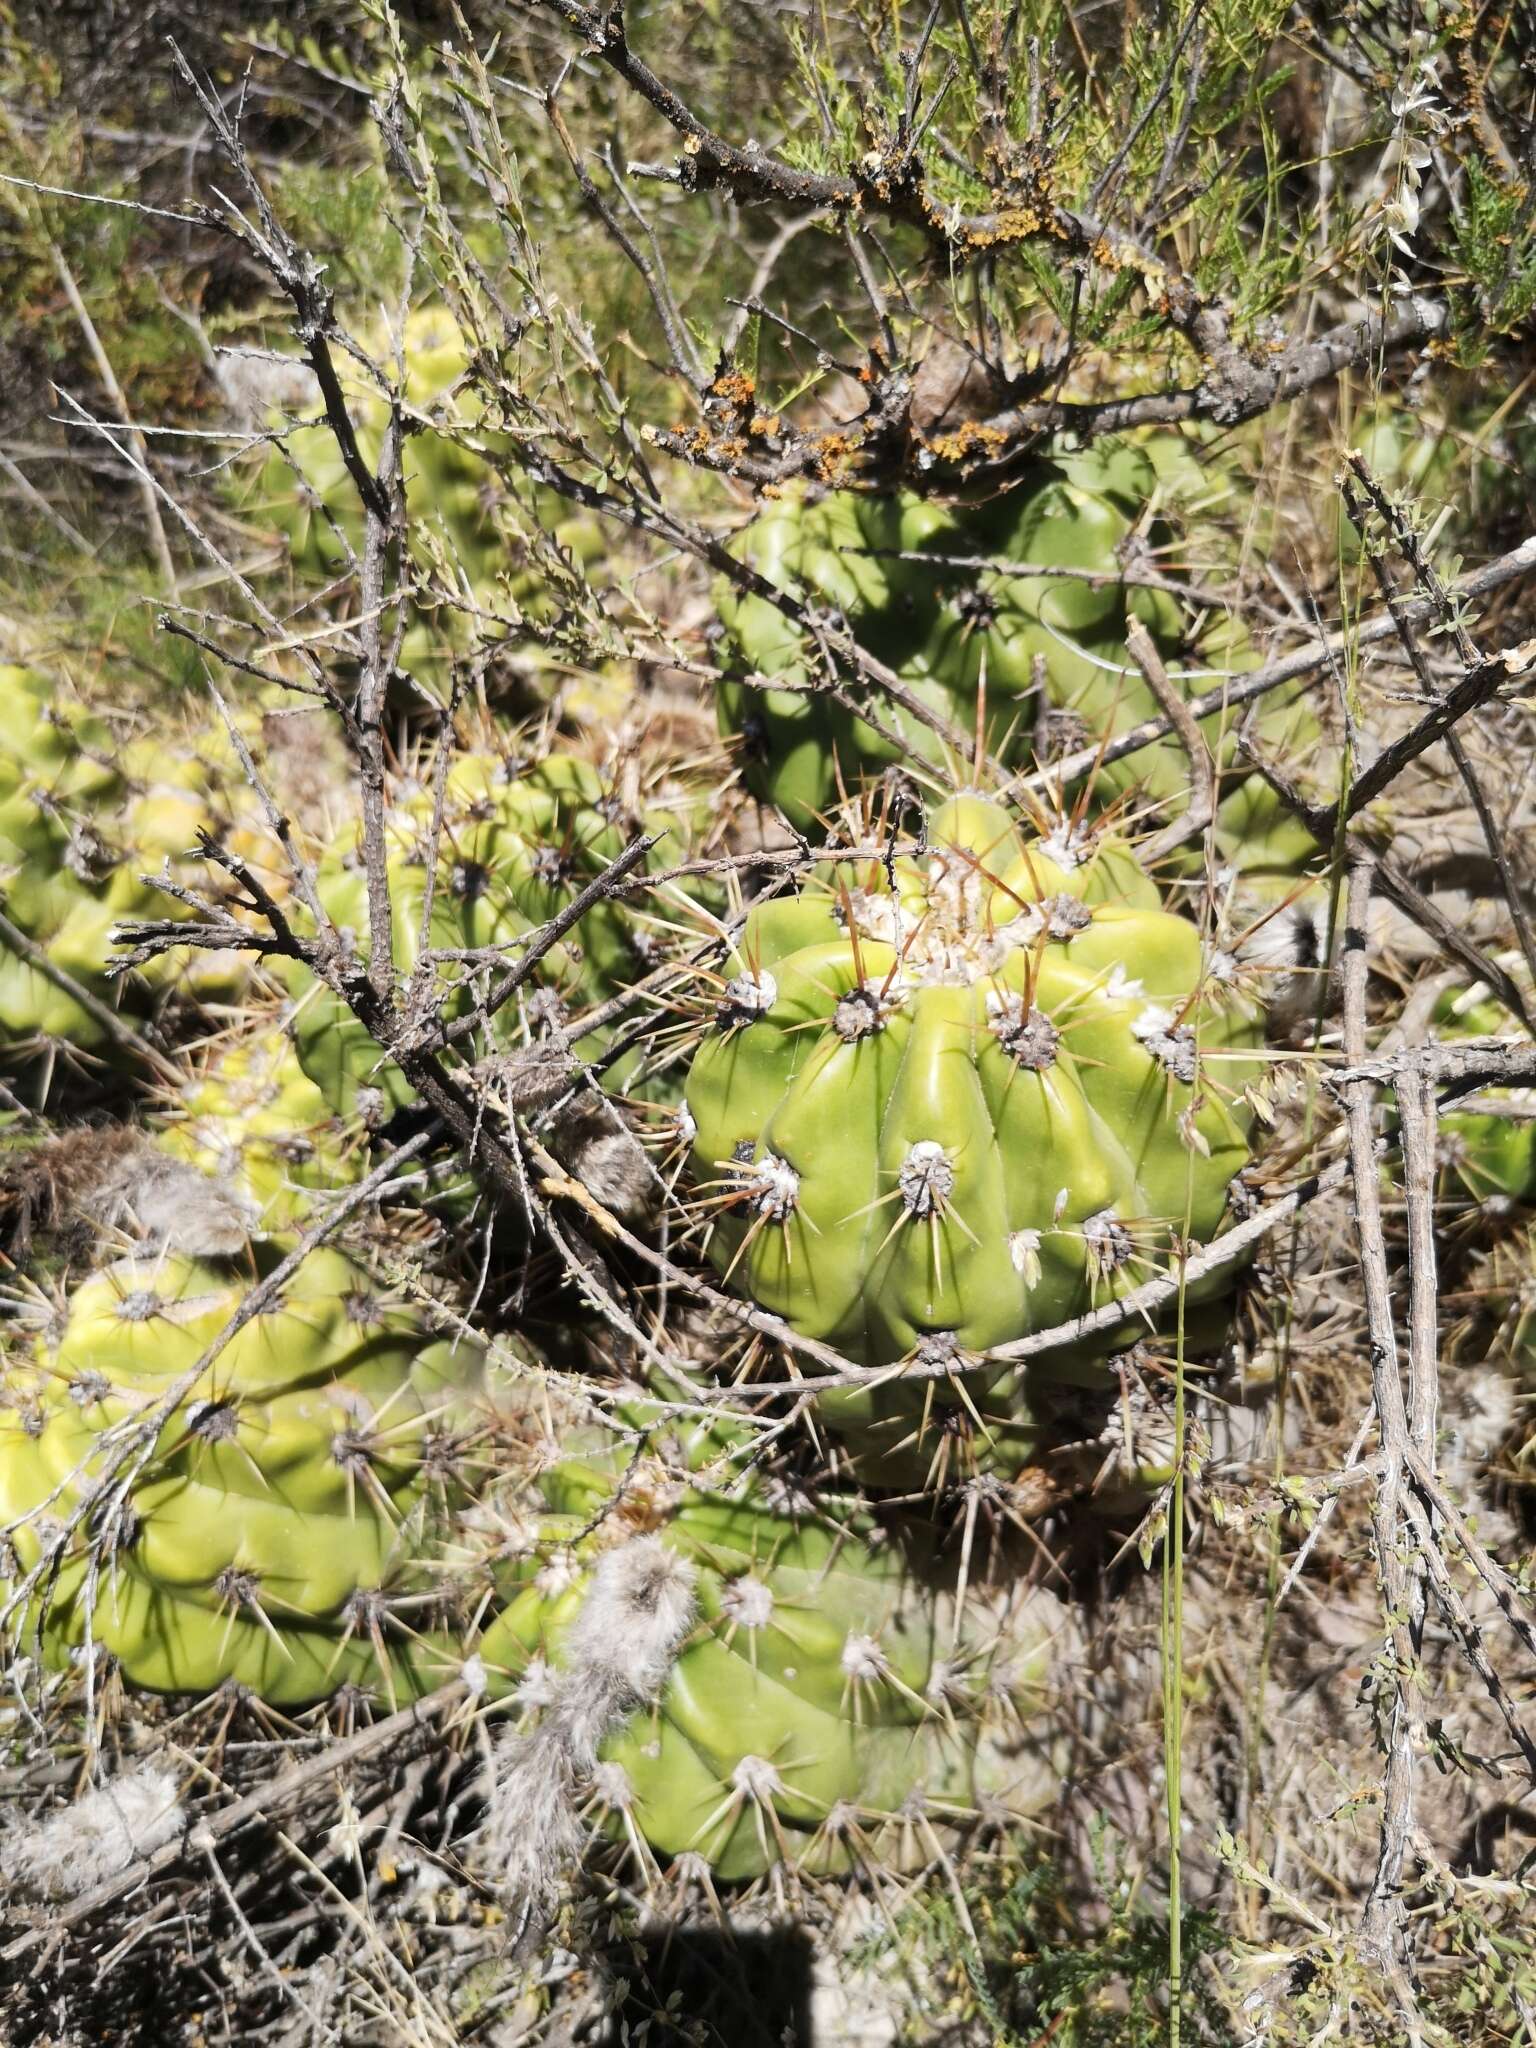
[741,1151,800,1219]
[840,1631,891,1682]
[1131,1003,1197,1082]
[841,882,1026,987]
[675,1102,698,1146]
[1034,893,1093,942]
[1082,1207,1135,1277]
[1038,818,1096,870]
[719,1574,776,1629]
[732,1754,784,1800]
[1105,964,1145,1002]
[899,1140,955,1217]
[833,977,906,1041]
[2,1763,183,1899]
[925,1658,968,1705]
[719,968,777,1023]
[987,991,1061,1068]
[460,1653,488,1697]
[1131,1001,1178,1043]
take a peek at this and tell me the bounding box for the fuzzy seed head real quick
[988,992,1061,1068]
[1,1763,184,1900]
[899,1140,954,1218]
[588,1761,634,1810]
[512,1654,560,1709]
[1008,1228,1044,1286]
[534,1550,583,1600]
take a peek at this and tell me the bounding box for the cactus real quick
[0,1242,488,1703]
[714,442,1317,853]
[680,792,1261,1478]
[0,667,250,1055]
[248,307,606,681]
[284,749,703,1122]
[1428,981,1536,1210]
[477,1452,1061,1879]
[154,1023,363,1232]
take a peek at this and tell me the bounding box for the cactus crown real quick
[681,794,1261,1411]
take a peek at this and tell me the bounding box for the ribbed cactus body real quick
[285,752,696,1120]
[1431,984,1536,1208]
[0,1244,486,1703]
[715,441,1318,861]
[477,1456,1059,1878]
[156,1027,362,1230]
[681,795,1260,1475]
[0,667,251,1049]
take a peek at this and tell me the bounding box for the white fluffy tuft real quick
[487,1537,696,1906]
[2,1762,183,1898]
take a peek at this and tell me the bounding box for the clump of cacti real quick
[0,1241,489,1703]
[477,1450,1062,1879]
[284,748,704,1123]
[154,1022,363,1231]
[680,791,1262,1478]
[714,442,1318,863]
[0,666,258,1059]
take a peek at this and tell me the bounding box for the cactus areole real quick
[682,796,1261,1404]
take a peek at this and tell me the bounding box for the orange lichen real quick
[960,206,1048,249]
[710,368,757,408]
[917,420,1010,463]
